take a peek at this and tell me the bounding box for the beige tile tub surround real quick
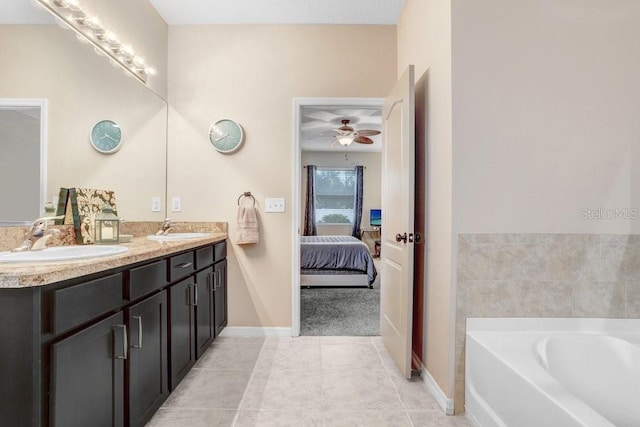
[455,233,640,414]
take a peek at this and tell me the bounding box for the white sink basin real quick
[0,245,129,263]
[147,232,211,241]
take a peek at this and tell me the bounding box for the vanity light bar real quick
[34,0,156,84]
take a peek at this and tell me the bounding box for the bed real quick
[300,235,377,288]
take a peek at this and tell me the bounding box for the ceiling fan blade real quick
[356,129,381,136]
[330,138,339,147]
[354,135,374,144]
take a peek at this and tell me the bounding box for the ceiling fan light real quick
[338,135,354,146]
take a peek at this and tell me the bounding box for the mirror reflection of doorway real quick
[296,100,383,336]
[0,99,46,224]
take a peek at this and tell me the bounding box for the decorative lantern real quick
[94,204,120,244]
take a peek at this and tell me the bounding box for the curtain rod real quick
[303,165,366,169]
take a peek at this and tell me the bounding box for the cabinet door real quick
[168,277,196,390]
[213,259,228,337]
[126,291,169,427]
[195,267,214,358]
[50,312,126,427]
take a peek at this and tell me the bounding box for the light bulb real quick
[338,136,354,146]
[133,56,145,68]
[104,31,119,45]
[87,16,101,30]
[119,44,135,58]
[66,0,80,11]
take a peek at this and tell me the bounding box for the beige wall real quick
[167,25,396,327]
[301,150,382,237]
[452,0,640,234]
[0,24,167,221]
[397,0,455,400]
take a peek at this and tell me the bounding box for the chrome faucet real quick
[12,216,65,252]
[155,218,173,236]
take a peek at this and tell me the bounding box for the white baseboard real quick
[421,365,455,415]
[219,326,292,337]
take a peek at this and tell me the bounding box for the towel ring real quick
[238,191,256,207]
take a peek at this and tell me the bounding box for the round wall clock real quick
[90,119,123,154]
[209,119,244,153]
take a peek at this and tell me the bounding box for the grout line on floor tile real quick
[372,338,416,426]
[230,337,268,427]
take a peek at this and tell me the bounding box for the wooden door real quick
[380,65,416,379]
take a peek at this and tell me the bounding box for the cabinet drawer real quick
[195,246,214,269]
[214,241,226,263]
[168,252,195,282]
[52,273,123,335]
[128,260,168,300]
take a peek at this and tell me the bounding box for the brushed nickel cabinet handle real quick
[175,262,192,269]
[208,272,214,292]
[114,325,128,359]
[132,316,143,349]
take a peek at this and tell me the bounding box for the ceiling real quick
[301,106,382,153]
[1,0,406,25]
[147,0,406,25]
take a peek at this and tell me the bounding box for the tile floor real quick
[147,336,473,427]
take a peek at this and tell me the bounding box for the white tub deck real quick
[465,318,640,427]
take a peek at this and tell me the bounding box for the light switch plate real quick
[151,197,162,212]
[171,197,181,212]
[265,197,285,213]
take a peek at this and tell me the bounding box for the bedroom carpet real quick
[300,268,380,336]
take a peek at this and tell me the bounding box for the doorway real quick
[292,98,384,337]
[0,98,47,224]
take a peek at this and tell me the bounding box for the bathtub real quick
[465,318,640,427]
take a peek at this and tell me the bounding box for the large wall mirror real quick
[0,4,167,224]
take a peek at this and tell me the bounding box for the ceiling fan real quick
[332,119,381,146]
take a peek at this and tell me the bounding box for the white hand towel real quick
[236,206,259,244]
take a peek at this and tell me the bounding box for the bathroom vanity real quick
[0,234,227,427]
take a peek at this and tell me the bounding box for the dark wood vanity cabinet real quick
[195,266,215,358]
[213,258,228,337]
[195,245,228,358]
[168,276,197,389]
[0,240,227,427]
[126,291,169,427]
[50,311,126,427]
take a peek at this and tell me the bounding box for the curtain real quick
[303,165,317,236]
[351,165,364,238]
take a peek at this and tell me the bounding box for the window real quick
[314,168,356,225]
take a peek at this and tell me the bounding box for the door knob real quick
[396,233,407,243]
